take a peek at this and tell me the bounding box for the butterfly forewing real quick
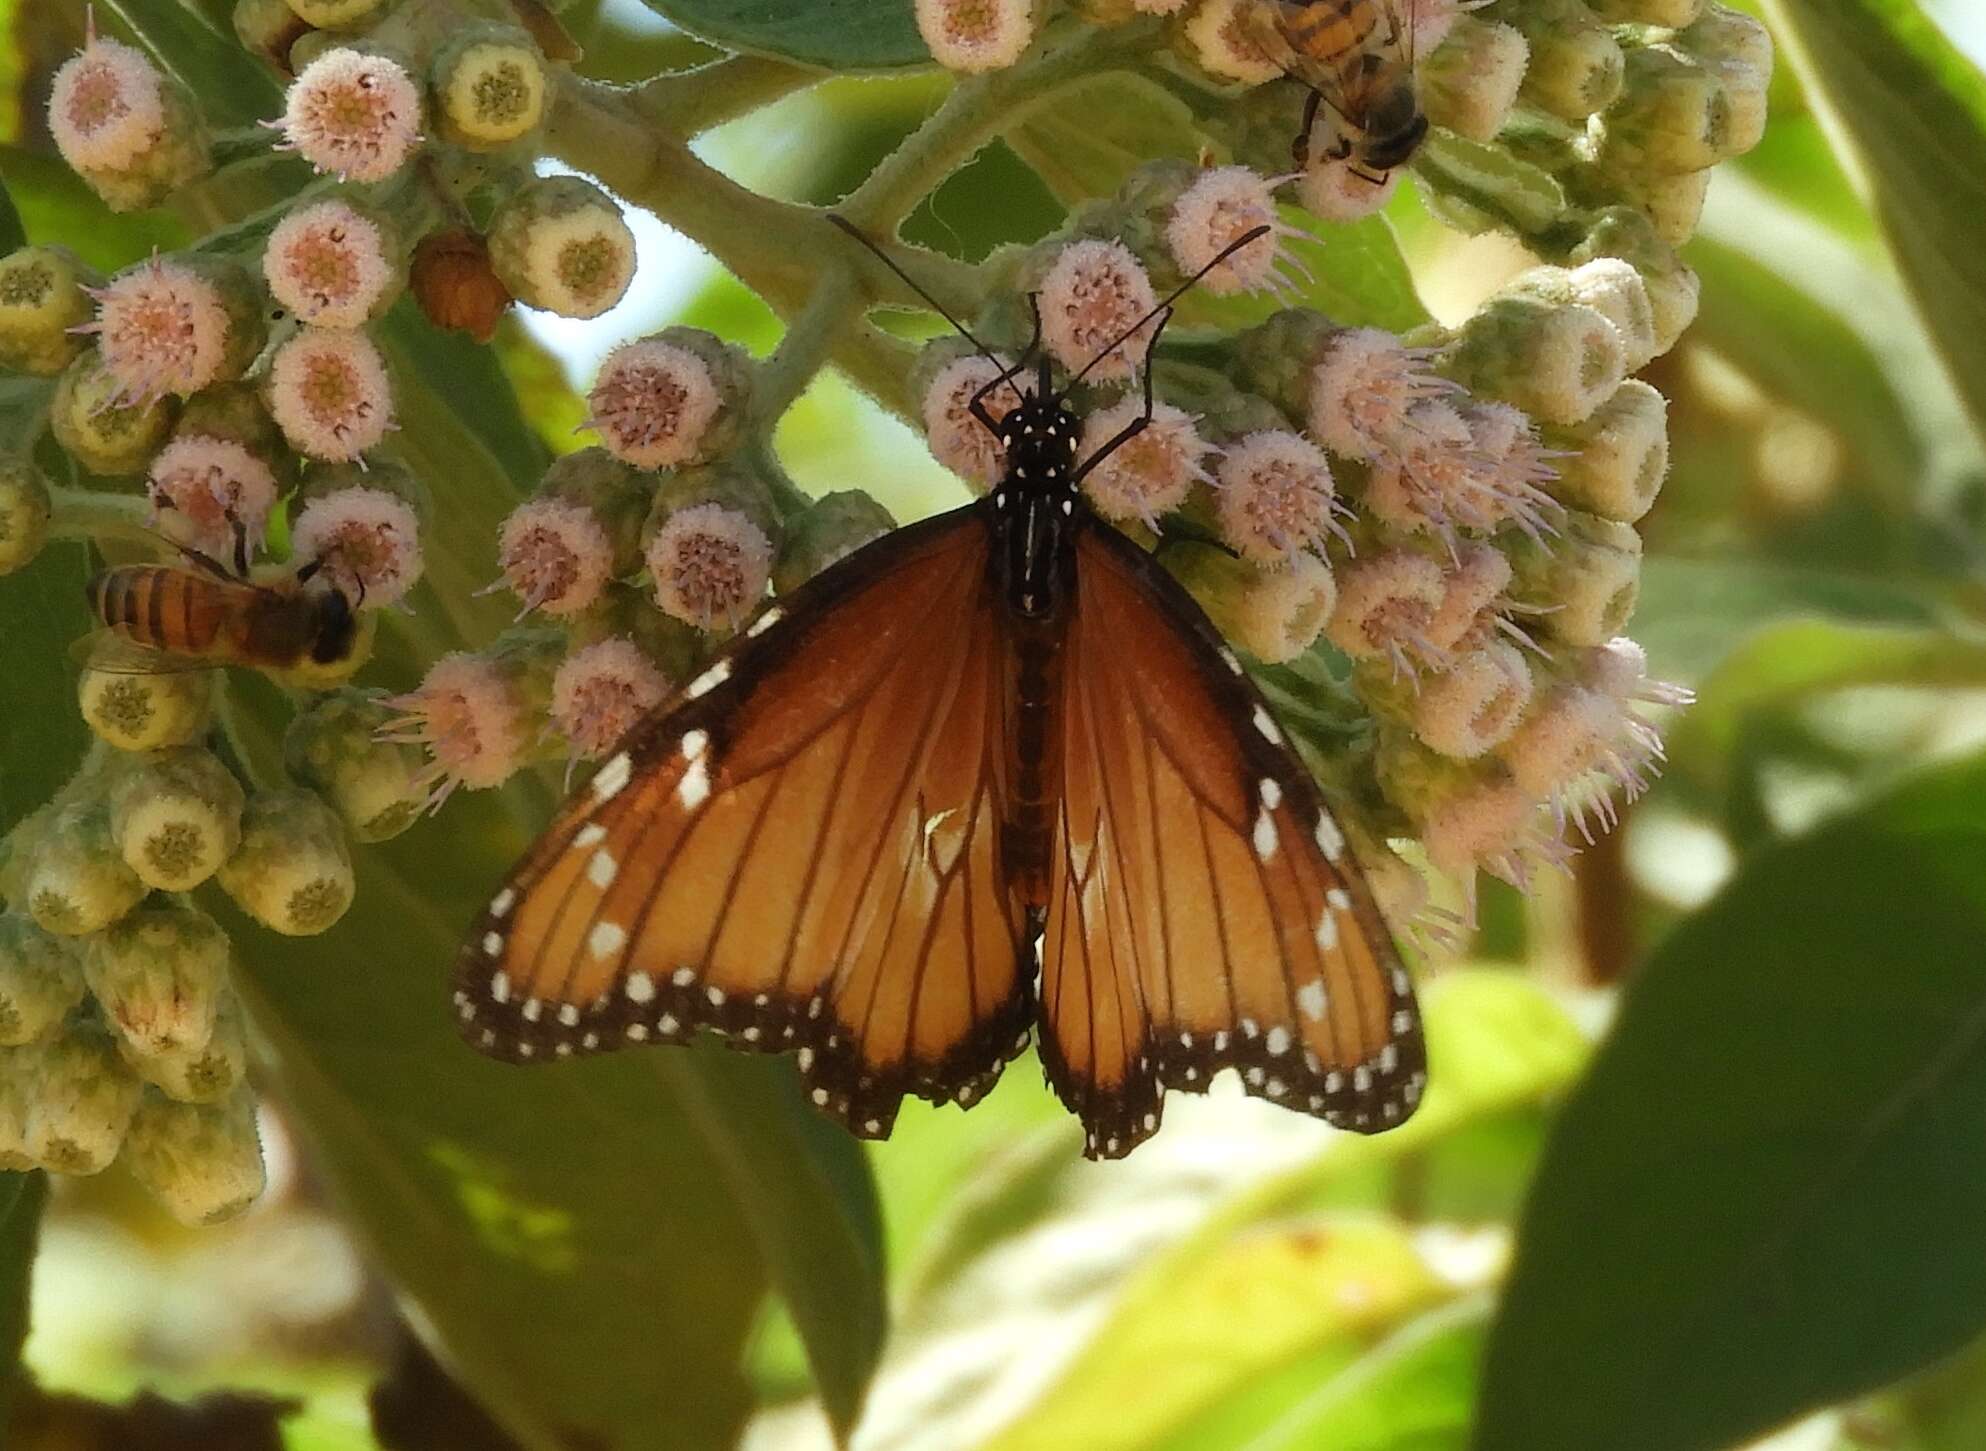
[454,507,1036,1137]
[1040,520,1425,1159]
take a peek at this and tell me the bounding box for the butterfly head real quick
[997,395,1082,501]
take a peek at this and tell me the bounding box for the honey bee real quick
[1248,0,1430,179]
[84,561,359,674]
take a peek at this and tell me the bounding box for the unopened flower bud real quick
[1034,238,1160,382]
[285,688,428,841]
[0,1052,32,1170]
[1413,639,1535,759]
[1543,380,1669,523]
[1679,5,1774,78]
[264,197,403,328]
[1080,399,1214,526]
[22,1028,143,1174]
[1619,167,1713,249]
[773,490,897,594]
[588,328,747,469]
[1426,541,1515,651]
[281,47,423,183]
[1570,209,1699,355]
[489,176,637,320]
[1506,510,1643,647]
[433,24,549,148]
[83,901,228,1058]
[1597,44,1732,175]
[122,984,246,1105]
[49,34,210,211]
[550,638,670,759]
[50,350,176,475]
[1295,160,1400,224]
[1442,295,1625,426]
[1511,0,1624,121]
[79,653,213,753]
[8,793,146,936]
[0,915,87,1047]
[916,343,1018,493]
[1214,430,1344,564]
[0,459,51,577]
[219,788,355,935]
[286,0,390,26]
[0,245,98,375]
[408,228,511,342]
[1589,0,1703,26]
[1181,0,1282,84]
[1507,260,1659,375]
[915,0,1035,72]
[234,0,313,74]
[1166,543,1337,664]
[107,747,246,891]
[1419,19,1529,144]
[123,1087,265,1225]
[292,484,425,606]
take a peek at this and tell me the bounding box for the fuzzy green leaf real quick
[97,0,281,129]
[636,0,927,71]
[1476,752,1986,1451]
[0,1172,46,1432]
[1759,0,1986,443]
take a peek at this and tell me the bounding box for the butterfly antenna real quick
[825,214,1001,363]
[1060,224,1274,395]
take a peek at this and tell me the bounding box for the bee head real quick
[309,585,361,665]
[1361,88,1427,173]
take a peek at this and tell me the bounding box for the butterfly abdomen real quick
[1003,615,1068,908]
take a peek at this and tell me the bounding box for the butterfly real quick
[452,219,1426,1158]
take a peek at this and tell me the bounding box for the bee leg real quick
[1293,89,1324,170]
[1072,306,1173,482]
[294,556,323,585]
[968,295,1044,436]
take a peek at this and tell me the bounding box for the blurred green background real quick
[6,1,1986,1449]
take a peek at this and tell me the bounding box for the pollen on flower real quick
[380,652,526,803]
[1164,167,1297,296]
[915,0,1035,73]
[146,436,278,561]
[921,354,1018,493]
[1079,399,1212,525]
[263,200,395,328]
[1414,639,1534,759]
[292,487,424,607]
[267,328,394,462]
[1183,0,1283,84]
[1038,239,1160,382]
[1307,328,1455,462]
[1296,160,1400,224]
[646,503,774,631]
[87,257,233,405]
[1326,549,1449,676]
[551,638,669,759]
[588,340,721,470]
[278,48,422,184]
[48,34,165,173]
[496,498,615,618]
[1214,430,1345,565]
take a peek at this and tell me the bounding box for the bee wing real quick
[68,631,220,677]
[1248,0,1407,107]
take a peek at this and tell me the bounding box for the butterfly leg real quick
[1071,307,1174,483]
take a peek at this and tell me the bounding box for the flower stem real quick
[47,486,155,550]
[634,55,823,137]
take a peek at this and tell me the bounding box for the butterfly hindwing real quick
[1040,519,1426,1159]
[454,506,1036,1138]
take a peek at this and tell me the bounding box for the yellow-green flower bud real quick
[1597,44,1732,176]
[565,583,704,685]
[0,245,99,375]
[79,654,214,753]
[84,901,229,1058]
[1232,308,1344,423]
[172,380,286,463]
[433,24,549,150]
[123,1086,265,1224]
[1419,18,1530,144]
[295,455,434,530]
[488,176,637,320]
[1165,542,1339,665]
[1374,726,1492,825]
[50,351,177,475]
[1506,510,1644,646]
[284,0,388,28]
[1510,0,1624,122]
[530,447,653,577]
[1570,209,1701,356]
[219,788,355,936]
[106,747,246,891]
[0,458,52,577]
[1441,295,1626,426]
[1589,0,1703,25]
[1679,4,1775,79]
[122,983,246,1104]
[0,914,87,1047]
[15,795,147,936]
[234,0,314,77]
[284,688,428,842]
[772,491,896,595]
[1544,380,1670,523]
[1505,260,1659,375]
[22,1027,143,1175]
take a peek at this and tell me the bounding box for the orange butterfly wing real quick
[454,507,1034,1137]
[1040,521,1425,1158]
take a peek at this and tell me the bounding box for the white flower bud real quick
[0,915,87,1047]
[107,747,246,892]
[83,901,229,1058]
[79,654,213,753]
[1415,639,1534,759]
[0,458,51,577]
[122,984,246,1105]
[916,0,1036,73]
[0,245,97,375]
[23,1028,143,1175]
[123,1088,266,1224]
[1419,19,1530,144]
[1167,544,1337,664]
[488,177,638,320]
[1182,0,1282,84]
[433,25,550,149]
[12,795,147,937]
[1545,380,1669,524]
[1443,295,1626,427]
[219,789,355,936]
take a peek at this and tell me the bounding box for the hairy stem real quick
[46,486,155,549]
[635,54,824,137]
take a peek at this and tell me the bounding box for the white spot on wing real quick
[624,967,653,1001]
[1315,909,1339,951]
[747,607,782,638]
[1221,648,1244,675]
[1252,705,1283,745]
[1266,1026,1291,1056]
[573,823,607,849]
[592,752,632,801]
[482,931,503,958]
[1314,813,1346,862]
[1252,808,1278,861]
[1258,778,1283,810]
[686,659,731,699]
[1298,979,1328,1021]
[1326,887,1352,910]
[489,971,511,1004]
[587,850,619,889]
[489,888,516,918]
[678,755,711,810]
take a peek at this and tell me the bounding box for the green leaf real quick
[0,539,94,833]
[97,0,282,129]
[1758,0,1986,443]
[0,1172,48,1431]
[1476,751,1986,1451]
[635,0,927,71]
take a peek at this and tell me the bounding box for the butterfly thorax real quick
[989,394,1083,909]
